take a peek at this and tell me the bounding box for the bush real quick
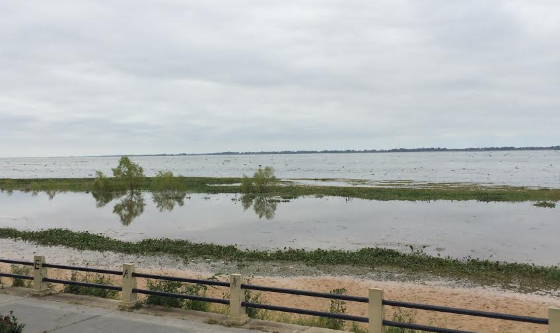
[387,308,418,333]
[241,167,277,194]
[93,171,111,191]
[318,288,347,330]
[253,167,277,193]
[10,266,31,288]
[145,279,210,312]
[63,271,119,299]
[0,311,24,333]
[241,175,254,193]
[152,171,186,191]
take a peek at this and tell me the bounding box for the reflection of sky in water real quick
[1,150,559,188]
[0,191,559,266]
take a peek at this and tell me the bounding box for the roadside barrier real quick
[0,257,558,332]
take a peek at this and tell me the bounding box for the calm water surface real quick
[1,151,559,187]
[1,191,558,265]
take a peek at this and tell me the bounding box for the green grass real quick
[2,177,560,203]
[0,228,558,291]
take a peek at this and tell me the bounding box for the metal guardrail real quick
[132,272,230,287]
[42,263,122,276]
[0,259,34,266]
[133,288,229,305]
[1,257,557,333]
[383,299,549,325]
[0,272,34,280]
[241,283,369,303]
[242,301,369,322]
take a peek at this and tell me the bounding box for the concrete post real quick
[227,274,248,325]
[369,288,385,333]
[550,308,560,333]
[119,263,138,310]
[31,255,51,296]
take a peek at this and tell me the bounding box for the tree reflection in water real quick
[151,190,188,212]
[92,190,146,225]
[240,194,278,220]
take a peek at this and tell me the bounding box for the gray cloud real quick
[1,0,559,157]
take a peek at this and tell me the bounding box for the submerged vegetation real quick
[0,228,559,291]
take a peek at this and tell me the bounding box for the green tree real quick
[241,166,277,194]
[112,156,144,191]
[253,166,277,193]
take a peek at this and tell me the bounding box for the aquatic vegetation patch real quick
[533,201,556,208]
[0,228,559,291]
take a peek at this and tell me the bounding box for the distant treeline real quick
[113,145,560,157]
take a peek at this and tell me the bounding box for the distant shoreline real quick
[95,145,560,157]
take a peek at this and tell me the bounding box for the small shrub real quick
[245,287,265,319]
[287,288,348,330]
[145,279,184,308]
[318,288,347,330]
[182,283,210,312]
[387,308,418,333]
[145,279,210,312]
[10,266,31,288]
[0,311,24,333]
[350,322,369,333]
[63,271,119,299]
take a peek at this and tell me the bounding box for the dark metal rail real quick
[241,284,369,303]
[132,272,229,287]
[42,263,122,276]
[133,288,230,305]
[242,302,369,323]
[43,278,122,291]
[0,273,33,280]
[384,320,478,333]
[384,300,549,325]
[0,259,34,266]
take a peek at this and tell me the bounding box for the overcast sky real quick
[1,1,559,157]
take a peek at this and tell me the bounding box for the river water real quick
[1,190,558,265]
[1,151,559,188]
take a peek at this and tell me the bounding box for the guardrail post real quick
[119,263,138,310]
[227,274,248,325]
[31,255,51,296]
[369,288,385,333]
[550,308,560,333]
